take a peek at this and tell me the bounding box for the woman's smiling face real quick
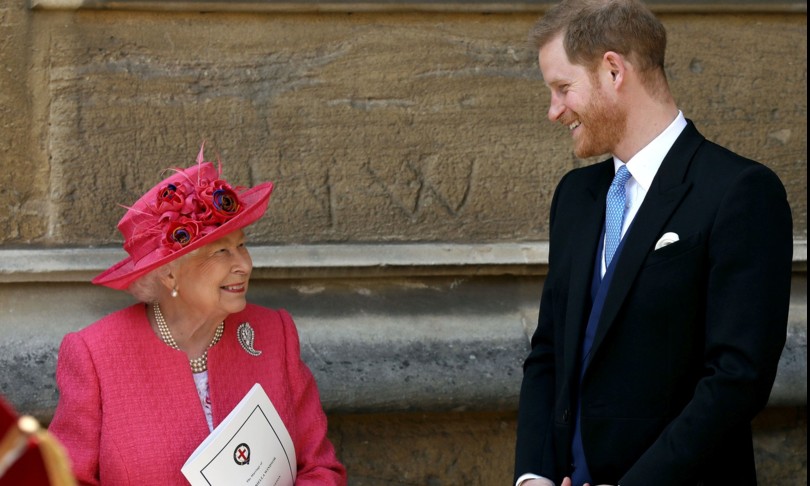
[170,229,253,323]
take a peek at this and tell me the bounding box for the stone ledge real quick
[0,243,553,282]
[0,240,805,281]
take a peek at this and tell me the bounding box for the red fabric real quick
[49,304,346,486]
[0,397,52,486]
[0,443,52,486]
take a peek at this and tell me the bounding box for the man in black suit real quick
[513,1,793,485]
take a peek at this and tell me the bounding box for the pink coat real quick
[49,303,346,486]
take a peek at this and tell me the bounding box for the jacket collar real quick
[588,120,704,364]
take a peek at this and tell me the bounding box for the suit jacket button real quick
[562,409,570,423]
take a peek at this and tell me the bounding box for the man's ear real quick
[602,50,626,87]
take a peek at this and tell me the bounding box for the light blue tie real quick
[605,165,632,268]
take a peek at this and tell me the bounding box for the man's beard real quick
[573,89,627,159]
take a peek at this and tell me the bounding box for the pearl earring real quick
[171,288,178,298]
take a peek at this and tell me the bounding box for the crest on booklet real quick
[233,443,251,466]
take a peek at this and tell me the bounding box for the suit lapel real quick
[588,122,704,360]
[563,160,614,379]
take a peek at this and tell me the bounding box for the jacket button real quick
[562,409,570,423]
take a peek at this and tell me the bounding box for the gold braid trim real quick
[0,416,76,486]
[0,421,26,479]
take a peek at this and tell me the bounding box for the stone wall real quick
[0,5,806,246]
[0,0,806,483]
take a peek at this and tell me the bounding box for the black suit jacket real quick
[514,121,793,485]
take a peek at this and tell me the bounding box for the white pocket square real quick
[655,232,679,250]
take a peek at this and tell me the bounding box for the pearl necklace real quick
[153,303,224,374]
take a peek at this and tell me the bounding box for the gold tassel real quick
[0,419,26,480]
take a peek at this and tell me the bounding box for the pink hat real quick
[92,144,274,290]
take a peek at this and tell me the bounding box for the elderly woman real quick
[48,146,346,485]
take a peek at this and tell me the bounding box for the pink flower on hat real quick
[150,172,244,248]
[165,217,202,250]
[211,184,241,217]
[156,183,186,212]
[195,179,243,225]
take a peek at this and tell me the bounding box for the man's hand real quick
[521,479,555,486]
[561,478,614,486]
[521,477,614,486]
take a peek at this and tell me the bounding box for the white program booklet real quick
[181,383,297,486]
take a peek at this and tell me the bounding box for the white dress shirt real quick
[600,112,688,277]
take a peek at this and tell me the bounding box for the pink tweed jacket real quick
[49,303,346,486]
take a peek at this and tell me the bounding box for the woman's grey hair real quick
[127,264,172,303]
[126,248,199,303]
